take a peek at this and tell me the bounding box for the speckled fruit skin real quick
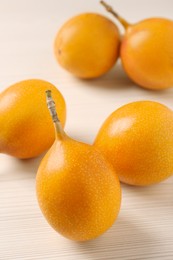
[121,18,173,90]
[36,137,121,241]
[94,101,173,186]
[0,80,66,159]
[54,13,120,79]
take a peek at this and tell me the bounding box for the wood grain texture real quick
[0,0,173,259]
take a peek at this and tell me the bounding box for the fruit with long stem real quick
[101,1,173,90]
[36,90,121,241]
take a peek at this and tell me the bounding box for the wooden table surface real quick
[0,0,173,259]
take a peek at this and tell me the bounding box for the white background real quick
[0,0,173,259]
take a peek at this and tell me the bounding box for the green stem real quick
[46,90,65,140]
[100,1,130,29]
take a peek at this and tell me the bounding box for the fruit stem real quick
[46,90,65,140]
[100,1,130,29]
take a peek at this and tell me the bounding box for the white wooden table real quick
[0,0,173,259]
